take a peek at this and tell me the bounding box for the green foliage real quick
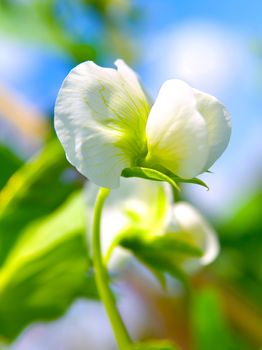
[220,188,262,239]
[133,340,179,350]
[119,231,202,286]
[0,0,96,62]
[0,191,97,342]
[215,186,262,307]
[0,140,78,265]
[0,140,99,342]
[122,167,209,191]
[0,0,137,63]
[191,288,251,350]
[0,144,23,190]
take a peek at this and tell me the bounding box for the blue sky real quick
[1,0,262,217]
[134,0,262,34]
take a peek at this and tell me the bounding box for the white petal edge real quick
[55,60,149,188]
[115,59,147,98]
[194,89,231,170]
[146,79,209,179]
[173,202,219,265]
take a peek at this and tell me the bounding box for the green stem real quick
[92,187,132,350]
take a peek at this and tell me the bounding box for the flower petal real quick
[55,60,150,188]
[194,89,231,170]
[145,79,209,179]
[173,202,219,265]
[104,177,170,238]
[85,178,170,267]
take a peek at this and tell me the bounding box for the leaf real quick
[121,167,180,191]
[133,340,179,350]
[191,289,249,350]
[220,188,262,239]
[0,140,78,265]
[215,187,262,308]
[119,233,202,285]
[0,143,23,190]
[147,233,203,256]
[0,191,98,342]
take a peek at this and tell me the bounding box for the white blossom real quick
[55,60,231,188]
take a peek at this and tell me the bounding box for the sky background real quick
[1,0,262,218]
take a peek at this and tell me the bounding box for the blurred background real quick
[0,0,261,349]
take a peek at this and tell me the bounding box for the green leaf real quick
[0,143,23,190]
[191,289,250,350]
[133,340,179,350]
[119,233,202,285]
[146,233,203,256]
[221,188,262,239]
[216,187,262,309]
[121,167,180,191]
[0,140,78,265]
[0,191,97,342]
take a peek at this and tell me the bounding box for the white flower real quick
[85,178,219,270]
[55,60,231,188]
[146,80,231,178]
[85,178,170,268]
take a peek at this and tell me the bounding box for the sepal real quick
[121,167,209,191]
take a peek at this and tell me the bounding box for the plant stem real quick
[92,187,132,350]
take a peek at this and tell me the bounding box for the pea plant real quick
[54,59,231,350]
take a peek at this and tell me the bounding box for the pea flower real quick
[85,177,169,268]
[172,201,219,269]
[55,60,231,188]
[86,178,219,271]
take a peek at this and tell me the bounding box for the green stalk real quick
[92,187,132,350]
